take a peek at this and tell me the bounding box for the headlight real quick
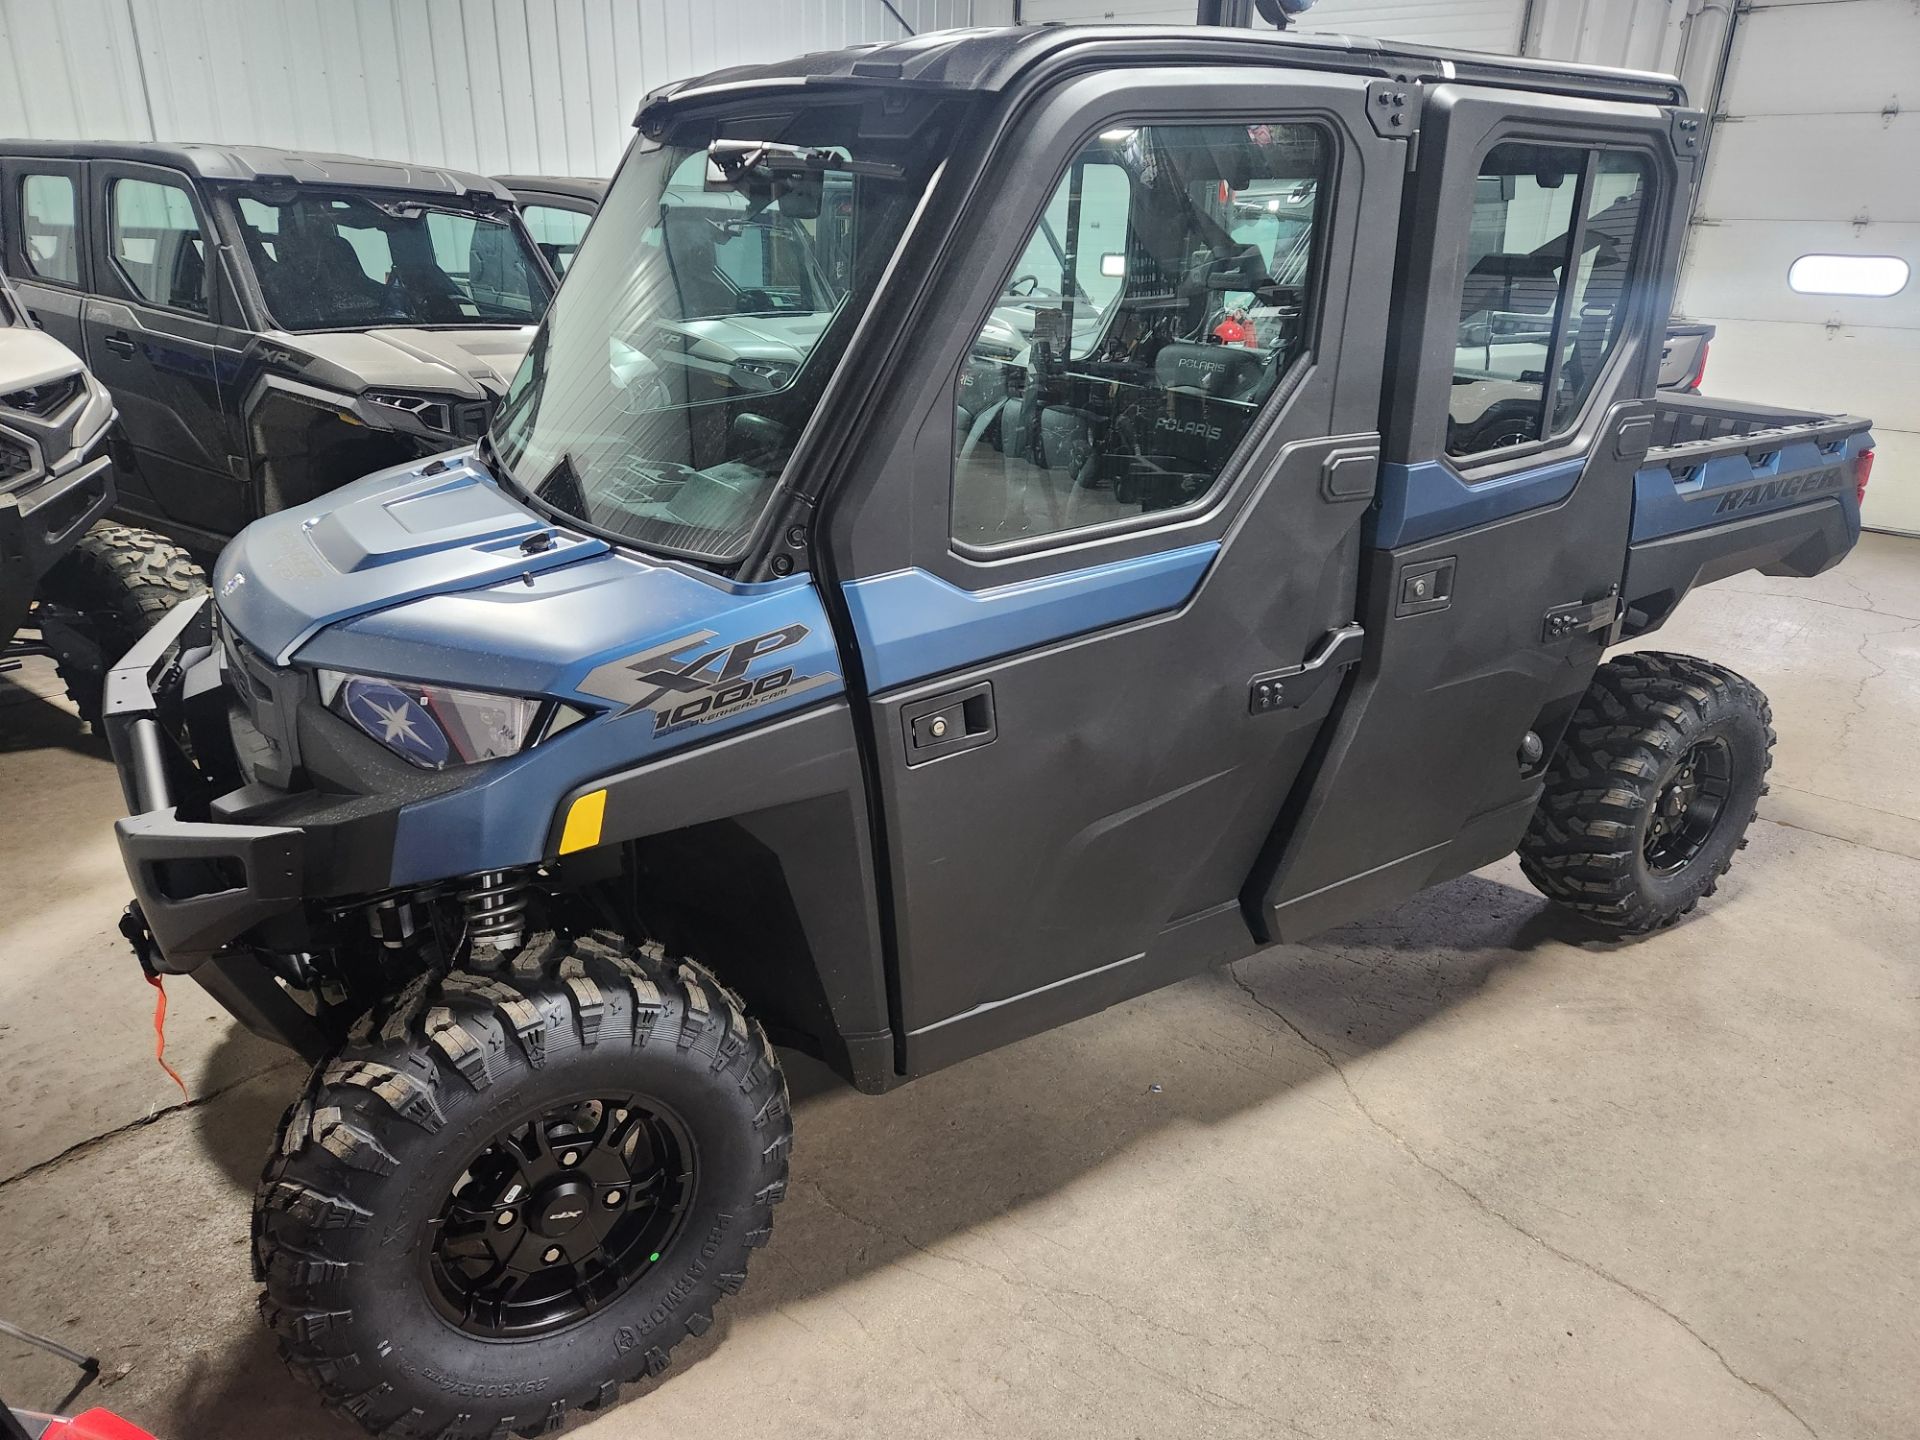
[317,669,585,769]
[730,359,795,391]
[363,390,454,433]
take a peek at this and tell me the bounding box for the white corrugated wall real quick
[0,0,983,178]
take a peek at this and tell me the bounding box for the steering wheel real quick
[1006,274,1040,297]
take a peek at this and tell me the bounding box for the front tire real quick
[37,522,204,723]
[1518,652,1774,934]
[253,933,791,1439]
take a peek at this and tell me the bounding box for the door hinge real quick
[1542,586,1620,644]
[1249,625,1365,715]
[1365,79,1422,142]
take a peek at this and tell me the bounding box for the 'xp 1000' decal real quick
[578,624,839,735]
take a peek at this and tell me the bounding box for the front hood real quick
[215,451,606,663]
[0,325,86,393]
[281,326,537,401]
[670,312,830,363]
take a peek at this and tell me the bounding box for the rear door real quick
[826,68,1409,1073]
[82,160,246,546]
[0,158,90,354]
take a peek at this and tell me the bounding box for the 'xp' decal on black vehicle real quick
[578,624,840,735]
[1696,465,1848,515]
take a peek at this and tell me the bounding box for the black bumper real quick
[0,452,114,644]
[103,594,308,973]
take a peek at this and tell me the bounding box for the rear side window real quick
[1448,143,1651,458]
[110,177,208,314]
[523,203,590,274]
[20,174,80,285]
[951,121,1328,549]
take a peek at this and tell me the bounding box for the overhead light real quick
[1788,253,1909,298]
[1099,128,1137,143]
[1267,198,1280,212]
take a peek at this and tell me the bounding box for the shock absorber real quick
[460,868,533,955]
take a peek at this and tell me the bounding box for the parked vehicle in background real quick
[0,143,555,555]
[0,265,200,722]
[101,24,1872,1440]
[495,175,606,274]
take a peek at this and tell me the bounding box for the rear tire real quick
[1518,652,1774,934]
[253,933,791,1439]
[37,522,203,723]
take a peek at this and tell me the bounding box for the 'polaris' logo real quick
[1176,357,1227,374]
[1156,416,1223,441]
[1706,465,1846,515]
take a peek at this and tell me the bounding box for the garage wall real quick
[1675,0,1920,533]
[1016,0,1529,52]
[0,0,981,179]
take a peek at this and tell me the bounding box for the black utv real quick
[0,143,555,555]
[104,24,1872,1440]
[1,264,201,721]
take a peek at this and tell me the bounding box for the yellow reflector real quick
[558,788,607,855]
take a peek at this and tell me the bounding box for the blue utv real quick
[103,24,1873,1439]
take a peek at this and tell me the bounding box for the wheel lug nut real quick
[613,1109,628,1124]
[560,1150,580,1167]
[605,1190,623,1207]
[543,1246,563,1264]
[496,1210,515,1228]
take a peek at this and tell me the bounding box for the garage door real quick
[1016,0,1526,53]
[1676,0,1920,534]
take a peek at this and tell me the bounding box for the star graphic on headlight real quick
[362,696,426,746]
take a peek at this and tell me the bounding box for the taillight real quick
[1689,340,1710,392]
[1855,448,1875,506]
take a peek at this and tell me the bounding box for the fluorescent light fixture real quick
[1100,253,1126,278]
[1788,253,1909,298]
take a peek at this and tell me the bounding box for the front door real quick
[827,70,1410,1073]
[82,160,245,548]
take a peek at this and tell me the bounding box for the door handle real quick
[102,332,136,357]
[1248,625,1365,715]
[900,681,996,766]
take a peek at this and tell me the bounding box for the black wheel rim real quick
[1643,736,1734,875]
[425,1096,694,1338]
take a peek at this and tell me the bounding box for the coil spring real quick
[461,869,532,952]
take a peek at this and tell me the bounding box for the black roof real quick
[643,23,1687,115]
[0,140,515,200]
[494,175,609,205]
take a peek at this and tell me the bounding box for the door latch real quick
[1542,585,1620,643]
[900,681,996,766]
[1248,625,1365,715]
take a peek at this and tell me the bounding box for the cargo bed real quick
[1621,394,1874,636]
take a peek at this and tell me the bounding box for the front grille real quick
[0,372,83,418]
[0,433,32,485]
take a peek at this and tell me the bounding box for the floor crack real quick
[0,1059,299,1191]
[1226,963,1821,1440]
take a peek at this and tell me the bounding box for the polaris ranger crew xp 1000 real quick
[105,26,1873,1438]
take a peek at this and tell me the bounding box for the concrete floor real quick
[0,534,1915,1439]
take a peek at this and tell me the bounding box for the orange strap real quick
[146,974,191,1103]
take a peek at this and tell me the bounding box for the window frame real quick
[16,170,86,291]
[945,112,1340,561]
[1444,139,1658,469]
[102,168,214,319]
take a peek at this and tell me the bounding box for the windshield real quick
[489,99,957,560]
[233,190,551,331]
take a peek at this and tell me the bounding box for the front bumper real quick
[103,595,306,972]
[0,450,114,642]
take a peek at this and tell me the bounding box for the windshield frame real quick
[484,90,965,569]
[220,186,555,335]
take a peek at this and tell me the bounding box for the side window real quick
[524,203,591,273]
[1447,143,1650,458]
[951,121,1328,549]
[110,177,207,314]
[20,174,80,285]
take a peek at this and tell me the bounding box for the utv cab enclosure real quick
[494,175,607,275]
[103,25,1871,1440]
[0,142,555,554]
